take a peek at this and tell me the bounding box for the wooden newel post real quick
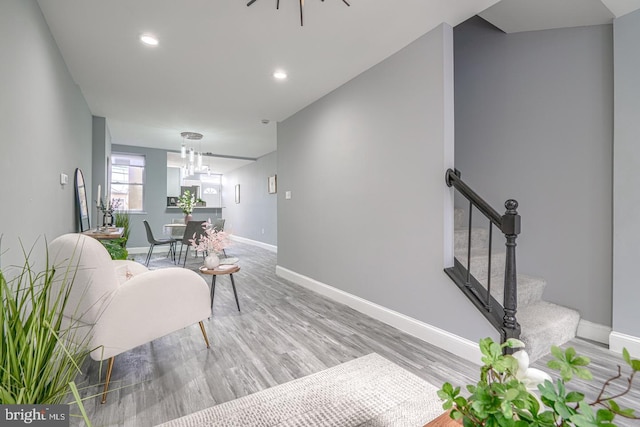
[501,199,521,348]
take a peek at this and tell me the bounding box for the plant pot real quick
[185,213,193,223]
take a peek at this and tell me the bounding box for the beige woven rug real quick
[156,353,443,427]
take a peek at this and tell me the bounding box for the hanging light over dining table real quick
[246,0,351,26]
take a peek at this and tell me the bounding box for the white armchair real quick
[49,233,211,403]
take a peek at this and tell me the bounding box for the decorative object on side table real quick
[177,189,203,223]
[96,196,121,229]
[437,337,639,426]
[189,220,230,269]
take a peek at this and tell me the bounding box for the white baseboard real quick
[231,235,277,253]
[128,236,277,255]
[609,331,640,355]
[275,265,482,365]
[576,319,611,344]
[127,246,171,255]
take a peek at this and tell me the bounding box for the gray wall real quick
[223,151,277,246]
[277,24,496,342]
[92,115,111,226]
[612,9,640,337]
[111,144,223,249]
[0,0,92,270]
[454,17,613,326]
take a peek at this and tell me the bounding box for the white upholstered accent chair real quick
[49,233,212,403]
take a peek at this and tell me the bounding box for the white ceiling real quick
[37,0,637,166]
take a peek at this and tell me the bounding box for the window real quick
[110,153,145,211]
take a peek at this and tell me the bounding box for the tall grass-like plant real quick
[114,211,131,245]
[0,241,92,423]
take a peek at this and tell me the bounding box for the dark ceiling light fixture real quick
[247,0,350,26]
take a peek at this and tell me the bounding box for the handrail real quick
[446,169,502,228]
[444,168,522,345]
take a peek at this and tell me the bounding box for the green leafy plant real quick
[114,210,131,245]
[100,211,131,260]
[0,240,93,424]
[438,337,639,426]
[101,240,128,260]
[176,190,203,215]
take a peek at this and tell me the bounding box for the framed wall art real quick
[268,175,277,194]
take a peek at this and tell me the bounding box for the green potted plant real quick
[177,190,203,223]
[0,240,92,424]
[437,338,639,426]
[101,210,131,260]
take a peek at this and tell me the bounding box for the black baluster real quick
[466,201,473,287]
[501,199,521,348]
[486,222,493,311]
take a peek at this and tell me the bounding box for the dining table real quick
[163,223,187,239]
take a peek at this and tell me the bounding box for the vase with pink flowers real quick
[189,221,230,269]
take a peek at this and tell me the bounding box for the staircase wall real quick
[612,8,640,353]
[454,16,613,327]
[278,23,499,351]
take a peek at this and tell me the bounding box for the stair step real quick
[454,227,490,252]
[480,274,547,308]
[454,249,506,282]
[454,208,465,229]
[517,301,580,362]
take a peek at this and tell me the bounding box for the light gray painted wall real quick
[223,151,277,246]
[111,144,223,249]
[454,17,613,326]
[277,24,496,342]
[0,0,92,270]
[612,8,640,337]
[92,116,111,226]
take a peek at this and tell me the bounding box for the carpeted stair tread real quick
[517,301,580,362]
[479,274,547,308]
[454,249,506,282]
[454,208,465,229]
[454,228,490,251]
[453,211,581,361]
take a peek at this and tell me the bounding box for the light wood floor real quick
[71,242,639,427]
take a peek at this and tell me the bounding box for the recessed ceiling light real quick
[140,34,159,46]
[273,71,288,80]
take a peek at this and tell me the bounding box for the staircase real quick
[454,208,580,361]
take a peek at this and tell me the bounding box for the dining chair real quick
[211,218,227,257]
[211,218,225,232]
[169,218,186,240]
[143,220,176,266]
[178,220,206,267]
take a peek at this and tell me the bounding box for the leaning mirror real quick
[75,168,90,232]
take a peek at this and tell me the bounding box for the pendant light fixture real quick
[246,0,350,26]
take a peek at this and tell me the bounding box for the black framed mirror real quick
[75,168,91,232]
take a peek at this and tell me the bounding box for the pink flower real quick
[189,221,230,254]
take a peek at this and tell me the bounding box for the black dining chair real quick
[143,220,177,267]
[178,220,206,267]
[211,218,227,257]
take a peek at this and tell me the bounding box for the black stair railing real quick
[444,168,521,345]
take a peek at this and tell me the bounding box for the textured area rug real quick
[156,353,443,427]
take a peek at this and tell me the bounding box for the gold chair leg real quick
[101,356,115,404]
[199,321,211,348]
